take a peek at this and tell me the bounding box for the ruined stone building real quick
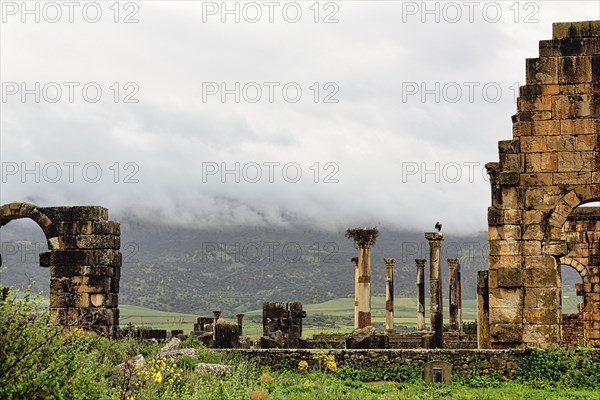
[0,202,121,337]
[483,21,600,348]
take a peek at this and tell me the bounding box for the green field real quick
[121,293,582,337]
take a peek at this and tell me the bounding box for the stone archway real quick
[0,202,122,337]
[483,20,600,348]
[558,258,587,347]
[558,207,600,346]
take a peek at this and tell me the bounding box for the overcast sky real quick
[1,1,599,234]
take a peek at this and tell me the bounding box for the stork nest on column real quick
[345,227,379,248]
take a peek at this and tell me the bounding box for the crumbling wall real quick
[261,301,306,348]
[0,202,121,337]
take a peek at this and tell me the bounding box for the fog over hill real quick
[2,213,584,315]
[1,213,491,314]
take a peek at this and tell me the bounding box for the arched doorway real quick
[558,261,587,347]
[0,217,50,296]
[557,202,600,347]
[0,202,122,337]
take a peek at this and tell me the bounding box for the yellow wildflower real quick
[298,360,309,373]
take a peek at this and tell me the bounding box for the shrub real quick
[517,346,579,389]
[0,288,118,400]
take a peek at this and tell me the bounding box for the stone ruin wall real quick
[485,21,600,348]
[0,202,121,337]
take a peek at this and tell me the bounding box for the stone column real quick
[352,257,359,330]
[448,258,460,331]
[457,264,462,332]
[477,271,491,349]
[384,258,395,333]
[425,232,444,348]
[415,259,426,331]
[236,313,244,336]
[212,310,221,343]
[345,228,379,329]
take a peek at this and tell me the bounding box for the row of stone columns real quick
[346,228,462,343]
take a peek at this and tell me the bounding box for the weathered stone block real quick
[92,221,120,235]
[543,241,569,255]
[522,241,542,256]
[489,240,520,256]
[515,111,552,122]
[524,308,561,324]
[526,57,558,85]
[547,135,576,152]
[523,255,555,270]
[512,121,532,136]
[523,224,544,240]
[523,268,559,287]
[522,324,561,346]
[489,255,521,270]
[490,324,523,343]
[519,173,552,186]
[559,56,592,84]
[90,293,118,308]
[497,268,522,287]
[553,21,592,39]
[63,234,117,250]
[490,307,522,324]
[503,209,521,225]
[500,153,522,171]
[499,139,520,154]
[498,172,520,185]
[520,136,547,153]
[489,288,524,308]
[518,95,551,112]
[553,172,592,185]
[575,135,596,151]
[69,206,109,222]
[525,153,542,172]
[488,208,503,226]
[560,118,596,134]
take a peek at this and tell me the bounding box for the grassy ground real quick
[121,293,582,337]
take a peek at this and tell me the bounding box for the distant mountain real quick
[0,215,490,315]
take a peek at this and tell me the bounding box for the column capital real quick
[447,258,459,269]
[346,227,379,248]
[425,231,444,242]
[384,257,395,267]
[415,258,426,268]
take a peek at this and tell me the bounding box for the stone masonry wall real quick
[0,202,121,337]
[486,21,600,348]
[226,348,600,381]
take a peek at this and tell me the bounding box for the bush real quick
[517,346,600,390]
[0,288,118,400]
[462,321,477,334]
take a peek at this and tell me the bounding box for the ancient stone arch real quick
[484,21,600,348]
[0,202,121,337]
[559,256,590,284]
